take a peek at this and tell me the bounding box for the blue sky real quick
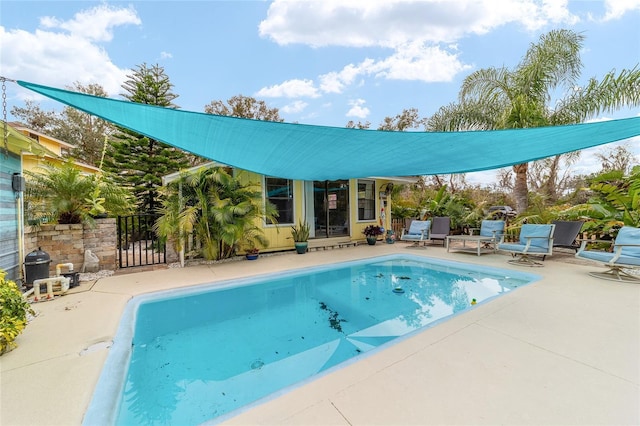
[1,0,639,184]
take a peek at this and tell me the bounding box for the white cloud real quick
[160,51,173,59]
[258,0,581,99]
[602,0,640,21]
[366,42,472,82]
[281,100,308,114]
[282,41,469,100]
[39,4,140,42]
[255,79,320,98]
[319,62,366,94]
[259,0,580,48]
[0,5,140,97]
[346,98,370,119]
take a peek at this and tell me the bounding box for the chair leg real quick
[588,266,640,283]
[405,241,427,249]
[507,254,544,267]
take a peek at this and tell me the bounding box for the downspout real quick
[15,169,25,286]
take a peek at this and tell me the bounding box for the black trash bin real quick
[25,247,51,288]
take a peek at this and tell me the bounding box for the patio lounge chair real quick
[575,226,640,282]
[497,223,555,266]
[552,220,584,252]
[400,220,431,247]
[446,220,505,256]
[429,216,450,246]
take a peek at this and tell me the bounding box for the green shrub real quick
[0,270,34,355]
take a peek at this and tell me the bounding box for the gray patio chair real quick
[575,226,640,282]
[400,220,431,247]
[552,220,584,252]
[497,223,556,266]
[429,217,450,246]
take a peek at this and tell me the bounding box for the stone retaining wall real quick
[25,218,117,274]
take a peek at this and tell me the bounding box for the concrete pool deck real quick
[1,243,638,425]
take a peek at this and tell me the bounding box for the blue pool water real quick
[84,255,538,425]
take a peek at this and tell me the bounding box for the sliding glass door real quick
[309,180,350,238]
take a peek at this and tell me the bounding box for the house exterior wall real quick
[244,173,392,253]
[13,126,99,175]
[0,152,22,281]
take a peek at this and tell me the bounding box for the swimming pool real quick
[84,254,539,425]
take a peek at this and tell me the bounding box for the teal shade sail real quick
[18,80,640,181]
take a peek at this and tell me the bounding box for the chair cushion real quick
[616,226,640,258]
[498,242,549,254]
[408,220,430,235]
[519,224,553,250]
[497,243,526,253]
[578,250,640,266]
[402,234,425,242]
[480,220,505,238]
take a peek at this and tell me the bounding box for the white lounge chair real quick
[575,226,640,282]
[400,220,431,247]
[497,224,555,266]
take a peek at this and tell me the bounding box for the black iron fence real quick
[117,214,166,268]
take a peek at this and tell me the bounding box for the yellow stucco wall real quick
[16,127,99,175]
[241,172,392,253]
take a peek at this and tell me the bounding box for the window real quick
[357,180,375,220]
[265,177,294,224]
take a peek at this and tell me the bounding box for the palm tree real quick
[155,166,278,262]
[26,161,134,224]
[428,29,640,212]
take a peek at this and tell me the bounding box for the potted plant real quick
[291,219,311,254]
[363,225,383,245]
[385,229,396,244]
[245,246,260,260]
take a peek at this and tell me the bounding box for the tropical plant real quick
[290,219,310,242]
[418,185,470,231]
[428,29,640,213]
[155,166,278,261]
[561,166,640,235]
[0,269,34,355]
[25,161,134,224]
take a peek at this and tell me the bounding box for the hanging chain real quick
[2,77,8,159]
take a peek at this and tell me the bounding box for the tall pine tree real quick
[104,63,191,213]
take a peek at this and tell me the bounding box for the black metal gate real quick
[117,214,166,268]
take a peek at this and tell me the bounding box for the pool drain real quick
[250,359,265,370]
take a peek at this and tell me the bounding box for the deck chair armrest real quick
[520,235,553,253]
[609,243,640,263]
[400,228,429,238]
[577,239,615,251]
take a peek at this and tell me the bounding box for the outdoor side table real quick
[446,235,497,256]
